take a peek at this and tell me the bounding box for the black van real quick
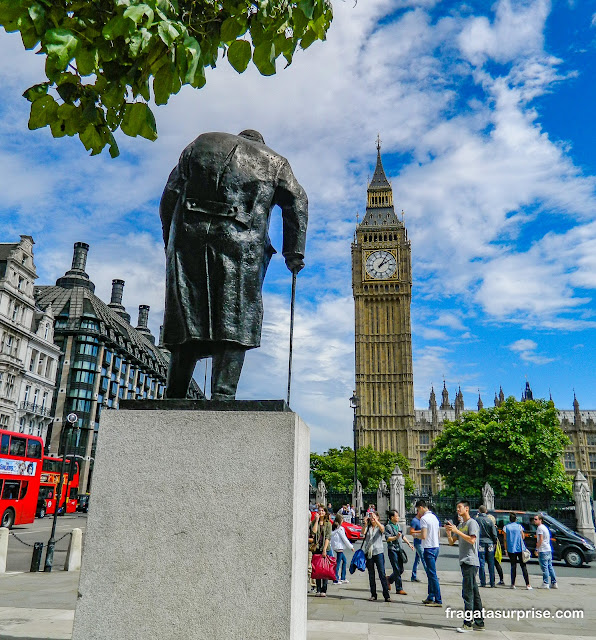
[482,510,596,568]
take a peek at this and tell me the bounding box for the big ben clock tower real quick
[351,139,415,465]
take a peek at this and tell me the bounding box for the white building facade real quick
[0,236,60,443]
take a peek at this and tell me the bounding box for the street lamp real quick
[349,392,359,525]
[44,412,79,572]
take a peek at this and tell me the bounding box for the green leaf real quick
[45,29,80,70]
[101,81,126,109]
[157,20,179,47]
[76,47,98,76]
[23,83,49,103]
[121,102,157,140]
[28,94,58,129]
[291,6,308,34]
[21,27,40,49]
[129,28,152,56]
[124,3,154,26]
[27,3,45,34]
[180,36,201,83]
[227,39,251,73]
[79,123,104,154]
[108,133,120,158]
[153,61,174,104]
[298,0,315,20]
[252,41,276,76]
[102,15,134,39]
[299,27,317,50]
[220,17,244,43]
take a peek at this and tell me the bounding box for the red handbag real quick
[311,554,337,580]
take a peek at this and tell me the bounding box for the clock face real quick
[365,250,397,280]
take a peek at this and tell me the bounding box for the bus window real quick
[69,487,78,499]
[26,440,42,459]
[19,481,28,499]
[2,481,20,500]
[0,434,9,454]
[10,437,26,457]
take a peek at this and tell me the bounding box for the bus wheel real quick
[1,508,15,529]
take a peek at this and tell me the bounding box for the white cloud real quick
[509,339,538,352]
[508,338,555,365]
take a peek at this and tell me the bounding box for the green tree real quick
[425,397,572,498]
[0,0,333,156]
[310,445,415,493]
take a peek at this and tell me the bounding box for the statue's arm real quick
[274,161,308,272]
[160,147,191,248]
[159,166,181,248]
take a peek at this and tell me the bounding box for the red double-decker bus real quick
[37,456,80,517]
[0,428,43,528]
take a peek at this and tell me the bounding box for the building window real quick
[41,392,48,410]
[32,388,39,407]
[18,417,25,433]
[590,453,596,470]
[420,474,432,495]
[420,452,427,467]
[419,432,430,445]
[587,434,596,446]
[564,452,576,470]
[24,385,31,404]
[0,414,9,427]
[29,350,38,372]
[4,374,15,399]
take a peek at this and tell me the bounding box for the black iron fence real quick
[403,493,577,529]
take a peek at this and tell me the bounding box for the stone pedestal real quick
[72,403,310,640]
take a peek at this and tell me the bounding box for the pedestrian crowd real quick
[309,500,559,633]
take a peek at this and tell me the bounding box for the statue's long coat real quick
[159,132,308,350]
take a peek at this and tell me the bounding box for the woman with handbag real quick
[311,505,333,597]
[385,509,414,595]
[362,511,391,602]
[503,512,532,590]
[331,513,354,584]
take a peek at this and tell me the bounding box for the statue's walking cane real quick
[286,270,297,407]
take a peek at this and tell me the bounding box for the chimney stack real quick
[55,241,95,292]
[71,242,89,272]
[110,279,125,305]
[136,305,155,343]
[107,278,131,323]
[137,305,150,329]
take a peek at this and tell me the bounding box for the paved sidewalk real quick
[1,567,595,638]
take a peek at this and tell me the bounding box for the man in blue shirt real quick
[503,513,532,589]
[409,514,427,582]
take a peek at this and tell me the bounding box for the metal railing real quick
[20,401,52,417]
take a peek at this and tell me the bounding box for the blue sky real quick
[1,0,596,452]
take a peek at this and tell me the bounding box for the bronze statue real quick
[160,130,308,400]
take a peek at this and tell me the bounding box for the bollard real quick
[0,527,8,573]
[64,528,82,571]
[30,542,44,572]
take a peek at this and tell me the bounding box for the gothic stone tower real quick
[351,140,415,465]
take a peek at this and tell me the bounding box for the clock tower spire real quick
[351,140,415,475]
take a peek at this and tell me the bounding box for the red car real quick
[310,510,363,541]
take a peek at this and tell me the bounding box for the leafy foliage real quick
[0,0,333,156]
[425,397,573,499]
[310,445,415,493]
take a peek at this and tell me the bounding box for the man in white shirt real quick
[411,499,442,606]
[534,513,557,589]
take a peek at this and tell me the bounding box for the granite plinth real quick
[72,409,309,640]
[119,398,291,412]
